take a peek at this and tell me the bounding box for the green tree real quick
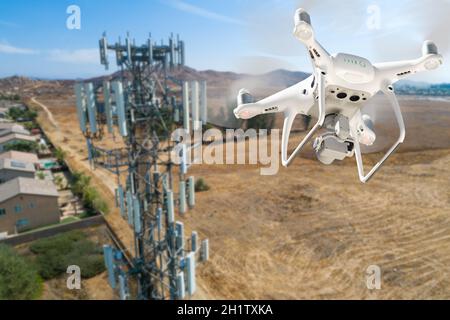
[0,244,42,300]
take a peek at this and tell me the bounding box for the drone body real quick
[234,8,443,183]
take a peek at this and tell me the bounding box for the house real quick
[0,123,31,137]
[0,158,36,183]
[0,107,8,119]
[0,151,39,165]
[0,133,36,152]
[0,177,60,235]
[0,118,13,124]
[0,101,26,110]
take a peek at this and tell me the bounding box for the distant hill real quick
[395,80,450,96]
[0,68,448,101]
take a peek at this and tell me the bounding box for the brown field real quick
[26,89,450,300]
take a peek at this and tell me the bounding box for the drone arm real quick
[234,80,315,120]
[282,71,326,166]
[375,54,443,84]
[351,86,405,183]
[293,9,332,70]
[233,74,323,167]
[301,38,332,71]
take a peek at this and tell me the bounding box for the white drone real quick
[234,8,443,183]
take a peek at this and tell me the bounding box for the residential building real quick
[0,158,36,183]
[0,107,8,119]
[0,177,60,235]
[0,150,39,165]
[0,123,31,137]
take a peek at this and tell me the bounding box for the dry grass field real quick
[18,71,449,300]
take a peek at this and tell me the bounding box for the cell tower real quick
[75,32,209,300]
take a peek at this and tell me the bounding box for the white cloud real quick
[0,43,38,54]
[165,0,245,25]
[48,48,99,64]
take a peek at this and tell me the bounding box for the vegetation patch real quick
[195,177,210,192]
[4,140,39,153]
[0,94,20,101]
[6,106,37,122]
[0,244,43,300]
[70,171,109,216]
[54,146,67,164]
[29,230,105,280]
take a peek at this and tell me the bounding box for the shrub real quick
[0,94,20,101]
[23,121,38,131]
[4,140,38,153]
[54,147,67,164]
[195,178,210,192]
[70,171,91,195]
[92,195,109,214]
[0,244,42,300]
[77,255,106,278]
[36,171,46,180]
[54,175,64,190]
[29,231,105,280]
[30,230,85,254]
[70,171,108,215]
[6,107,37,121]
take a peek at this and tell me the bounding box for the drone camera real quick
[349,95,360,102]
[314,115,353,164]
[313,134,353,165]
[336,92,347,99]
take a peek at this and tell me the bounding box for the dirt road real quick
[30,97,59,129]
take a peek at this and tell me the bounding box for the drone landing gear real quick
[281,72,326,166]
[351,86,405,183]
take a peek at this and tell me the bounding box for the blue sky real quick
[0,0,448,82]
